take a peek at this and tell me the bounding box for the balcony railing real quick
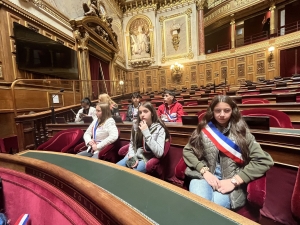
[206,20,300,54]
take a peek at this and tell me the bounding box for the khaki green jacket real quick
[183,128,274,209]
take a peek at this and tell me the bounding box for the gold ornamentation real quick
[257,60,265,74]
[204,0,266,28]
[160,8,194,63]
[74,27,90,50]
[238,64,245,77]
[171,62,184,84]
[158,0,195,13]
[0,64,3,78]
[126,15,154,68]
[196,0,207,10]
[170,22,181,51]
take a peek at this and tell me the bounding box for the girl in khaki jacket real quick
[183,95,274,209]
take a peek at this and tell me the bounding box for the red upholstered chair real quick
[184,101,198,106]
[291,165,300,223]
[37,129,83,153]
[197,110,207,122]
[0,135,18,154]
[74,130,121,163]
[241,108,293,128]
[118,136,171,180]
[174,158,267,222]
[242,98,269,104]
[119,112,127,121]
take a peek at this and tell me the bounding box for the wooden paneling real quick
[0,89,13,110]
[15,89,49,109]
[0,112,16,137]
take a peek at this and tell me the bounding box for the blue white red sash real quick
[164,104,177,121]
[88,120,101,153]
[15,214,29,225]
[202,122,244,164]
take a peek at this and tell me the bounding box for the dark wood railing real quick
[15,94,131,151]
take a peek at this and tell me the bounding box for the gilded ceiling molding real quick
[160,8,194,63]
[1,0,74,43]
[18,0,70,27]
[157,0,196,13]
[204,0,266,28]
[123,3,157,17]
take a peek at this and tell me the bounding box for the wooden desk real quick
[2,151,257,225]
[46,122,300,167]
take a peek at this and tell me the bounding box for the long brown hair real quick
[189,95,250,164]
[132,102,170,148]
[96,103,112,126]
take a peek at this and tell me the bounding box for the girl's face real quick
[81,102,89,110]
[132,97,140,106]
[139,106,152,126]
[213,102,232,127]
[96,105,102,119]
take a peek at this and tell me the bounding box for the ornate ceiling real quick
[42,0,201,19]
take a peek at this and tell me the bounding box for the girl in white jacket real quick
[77,103,118,158]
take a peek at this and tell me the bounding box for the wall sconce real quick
[119,80,124,85]
[170,62,183,84]
[268,46,275,62]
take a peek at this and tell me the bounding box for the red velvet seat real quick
[37,129,83,153]
[174,158,267,222]
[74,130,121,163]
[291,165,300,223]
[0,168,99,225]
[197,110,207,122]
[119,112,127,121]
[242,98,269,104]
[118,136,171,180]
[241,108,293,128]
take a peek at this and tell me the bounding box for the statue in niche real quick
[130,25,150,59]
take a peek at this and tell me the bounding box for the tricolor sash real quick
[202,122,244,164]
[15,214,29,225]
[164,105,177,121]
[88,120,101,153]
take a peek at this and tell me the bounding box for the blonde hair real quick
[98,94,118,109]
[96,103,112,126]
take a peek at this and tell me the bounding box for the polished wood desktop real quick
[0,151,257,225]
[46,122,300,167]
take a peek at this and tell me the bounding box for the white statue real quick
[130,26,150,58]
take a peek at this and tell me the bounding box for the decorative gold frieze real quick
[158,0,195,13]
[257,53,265,58]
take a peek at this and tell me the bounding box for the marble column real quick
[230,17,235,49]
[74,27,92,99]
[197,1,205,55]
[269,4,276,35]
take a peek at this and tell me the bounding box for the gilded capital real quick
[196,0,207,10]
[74,27,90,50]
[269,5,276,11]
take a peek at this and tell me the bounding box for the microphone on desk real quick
[51,89,65,124]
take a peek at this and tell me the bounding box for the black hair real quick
[131,92,142,98]
[81,97,92,106]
